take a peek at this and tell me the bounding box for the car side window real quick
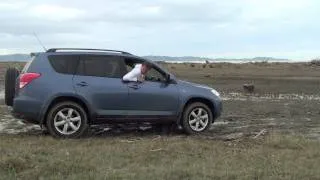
[124,58,166,82]
[145,68,166,82]
[76,55,125,78]
[48,55,79,74]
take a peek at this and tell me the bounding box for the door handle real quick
[128,84,140,89]
[76,82,88,87]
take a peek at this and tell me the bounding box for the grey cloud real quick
[78,1,242,24]
[0,0,240,37]
[0,0,320,59]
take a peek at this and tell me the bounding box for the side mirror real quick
[165,74,177,84]
[165,74,170,82]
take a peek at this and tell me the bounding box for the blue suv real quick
[5,48,222,138]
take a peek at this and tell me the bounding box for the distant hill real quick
[0,54,290,63]
[213,57,289,62]
[144,56,290,63]
[143,56,213,62]
[0,54,31,62]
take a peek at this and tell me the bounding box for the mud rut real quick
[1,88,319,140]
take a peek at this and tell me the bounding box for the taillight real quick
[19,73,41,89]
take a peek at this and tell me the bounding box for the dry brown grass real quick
[0,134,319,180]
[0,61,320,179]
[310,59,320,66]
[157,62,320,94]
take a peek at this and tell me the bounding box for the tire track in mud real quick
[214,92,320,141]
[0,91,319,141]
[0,90,42,134]
[0,105,41,135]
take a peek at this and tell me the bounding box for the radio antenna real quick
[33,32,47,51]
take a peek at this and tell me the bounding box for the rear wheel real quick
[5,67,19,106]
[46,102,89,138]
[182,102,212,135]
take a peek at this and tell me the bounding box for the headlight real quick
[211,89,220,97]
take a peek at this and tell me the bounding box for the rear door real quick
[73,55,129,121]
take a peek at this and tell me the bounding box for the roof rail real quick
[46,48,132,55]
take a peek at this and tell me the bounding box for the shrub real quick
[310,59,320,66]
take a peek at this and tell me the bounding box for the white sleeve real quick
[122,65,141,82]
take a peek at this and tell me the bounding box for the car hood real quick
[177,80,213,90]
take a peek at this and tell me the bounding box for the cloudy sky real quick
[0,0,319,60]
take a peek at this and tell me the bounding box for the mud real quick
[0,91,319,141]
[0,62,319,140]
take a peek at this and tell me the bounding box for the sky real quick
[0,0,319,60]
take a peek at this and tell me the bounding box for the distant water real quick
[160,59,302,64]
[144,56,305,64]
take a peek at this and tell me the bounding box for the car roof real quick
[41,48,139,59]
[36,48,169,74]
[44,51,154,63]
[45,51,134,57]
[41,49,155,65]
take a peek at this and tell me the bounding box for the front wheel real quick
[182,102,213,135]
[46,102,89,138]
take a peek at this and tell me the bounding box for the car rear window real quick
[48,55,79,74]
[76,55,125,78]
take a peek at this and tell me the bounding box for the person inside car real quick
[122,62,151,82]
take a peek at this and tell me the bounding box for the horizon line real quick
[0,53,319,61]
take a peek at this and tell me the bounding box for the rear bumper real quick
[11,110,40,124]
[12,96,42,124]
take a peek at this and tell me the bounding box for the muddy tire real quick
[46,101,89,138]
[182,102,213,135]
[5,68,19,106]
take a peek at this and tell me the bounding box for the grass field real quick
[0,61,320,179]
[1,134,320,180]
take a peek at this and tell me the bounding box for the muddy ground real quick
[0,62,319,140]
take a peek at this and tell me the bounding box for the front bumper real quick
[212,98,222,120]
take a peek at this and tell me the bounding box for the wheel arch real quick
[178,97,215,124]
[40,94,93,125]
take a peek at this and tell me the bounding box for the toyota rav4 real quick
[5,48,222,138]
